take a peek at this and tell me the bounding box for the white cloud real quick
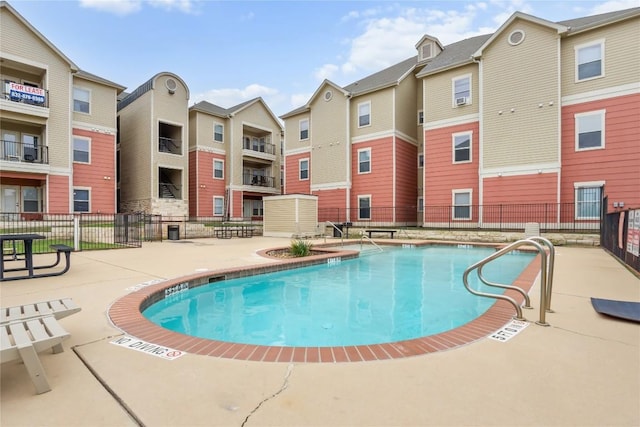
[79,0,198,15]
[589,0,640,14]
[193,84,278,108]
[290,92,312,109]
[313,64,339,81]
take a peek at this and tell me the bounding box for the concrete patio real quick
[1,237,638,426]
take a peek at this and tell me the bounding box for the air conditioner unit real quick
[456,97,468,106]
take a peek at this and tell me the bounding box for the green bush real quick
[289,239,313,257]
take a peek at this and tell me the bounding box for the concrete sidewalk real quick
[1,237,639,426]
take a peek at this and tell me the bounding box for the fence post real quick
[73,216,80,251]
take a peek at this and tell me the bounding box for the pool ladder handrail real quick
[462,237,555,326]
[326,221,344,246]
[359,235,383,252]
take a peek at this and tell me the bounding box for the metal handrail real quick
[526,236,555,312]
[326,221,344,246]
[359,235,383,252]
[462,238,552,326]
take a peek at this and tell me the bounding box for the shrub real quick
[289,239,313,257]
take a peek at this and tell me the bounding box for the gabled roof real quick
[415,34,491,78]
[343,56,417,96]
[1,1,78,72]
[191,97,283,129]
[415,34,444,50]
[472,12,569,59]
[75,70,126,93]
[117,72,189,111]
[560,6,640,34]
[280,80,347,119]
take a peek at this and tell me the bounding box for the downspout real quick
[472,55,483,226]
[392,88,397,223]
[346,93,352,222]
[228,114,234,219]
[556,35,562,224]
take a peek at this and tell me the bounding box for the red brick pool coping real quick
[108,243,542,363]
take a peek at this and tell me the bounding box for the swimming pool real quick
[141,245,534,347]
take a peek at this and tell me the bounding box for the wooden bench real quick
[364,229,397,239]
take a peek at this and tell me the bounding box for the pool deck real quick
[1,237,639,426]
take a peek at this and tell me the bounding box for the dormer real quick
[415,34,444,62]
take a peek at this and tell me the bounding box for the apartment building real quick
[116,73,190,217]
[0,1,124,217]
[188,98,283,219]
[281,56,422,225]
[281,7,639,227]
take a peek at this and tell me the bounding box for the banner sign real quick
[8,82,46,104]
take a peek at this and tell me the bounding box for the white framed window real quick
[418,110,424,125]
[418,153,424,168]
[575,110,605,151]
[358,195,371,220]
[576,40,604,82]
[358,102,371,127]
[213,159,224,179]
[452,189,472,220]
[417,197,424,212]
[452,75,471,107]
[73,188,90,213]
[358,148,371,173]
[299,158,309,180]
[453,131,472,163]
[73,87,90,114]
[22,187,40,212]
[73,136,91,163]
[574,183,603,219]
[214,123,224,142]
[299,119,309,140]
[213,197,224,216]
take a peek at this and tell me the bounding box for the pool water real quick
[143,246,535,347]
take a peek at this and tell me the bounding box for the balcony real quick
[2,81,50,119]
[243,173,276,189]
[242,136,276,161]
[1,139,49,164]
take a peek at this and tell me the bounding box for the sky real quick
[7,0,639,117]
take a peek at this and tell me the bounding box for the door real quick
[2,131,19,160]
[1,186,20,219]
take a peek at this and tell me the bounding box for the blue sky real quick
[8,0,638,117]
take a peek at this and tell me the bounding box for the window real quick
[420,43,432,60]
[73,137,90,163]
[358,102,371,127]
[22,134,38,161]
[213,159,224,179]
[575,185,602,219]
[299,119,309,140]
[73,188,90,212]
[576,110,605,150]
[453,132,472,163]
[418,154,424,168]
[358,148,371,173]
[22,187,40,212]
[251,200,264,217]
[417,197,424,212]
[358,196,371,220]
[418,110,424,125]
[73,87,90,114]
[576,40,604,81]
[299,158,309,180]
[452,75,471,106]
[452,190,471,220]
[214,197,224,216]
[214,124,223,142]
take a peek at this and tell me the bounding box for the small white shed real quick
[263,194,319,238]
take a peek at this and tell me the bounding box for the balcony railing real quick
[1,139,49,164]
[243,174,275,188]
[243,138,276,156]
[158,137,182,155]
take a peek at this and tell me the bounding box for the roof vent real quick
[324,90,332,101]
[165,78,177,94]
[508,30,525,46]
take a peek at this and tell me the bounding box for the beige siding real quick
[119,92,152,202]
[72,78,117,129]
[1,8,73,170]
[482,20,560,170]
[423,63,479,122]
[561,17,640,96]
[350,89,393,137]
[310,84,349,185]
[263,195,317,236]
[283,113,311,152]
[394,75,419,140]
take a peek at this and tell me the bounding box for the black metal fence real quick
[0,213,145,254]
[601,205,639,273]
[319,203,600,232]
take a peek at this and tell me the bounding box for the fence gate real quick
[601,200,640,273]
[114,213,143,247]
